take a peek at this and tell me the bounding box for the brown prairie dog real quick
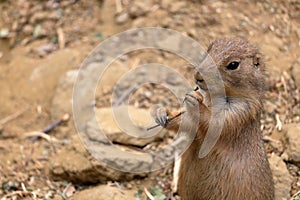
[152,37,274,200]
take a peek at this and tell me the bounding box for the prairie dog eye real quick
[226,61,239,70]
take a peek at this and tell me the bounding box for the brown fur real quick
[152,37,274,200]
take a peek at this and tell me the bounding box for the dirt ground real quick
[0,0,299,199]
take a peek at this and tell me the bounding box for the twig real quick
[147,111,185,131]
[281,74,288,94]
[24,131,59,143]
[150,4,159,12]
[21,182,27,192]
[115,0,123,13]
[291,190,300,200]
[42,113,70,133]
[144,188,155,200]
[275,114,282,131]
[0,141,7,150]
[263,135,281,144]
[172,151,180,193]
[113,181,126,190]
[30,113,69,142]
[63,183,76,198]
[57,28,65,49]
[0,106,28,125]
[1,190,36,200]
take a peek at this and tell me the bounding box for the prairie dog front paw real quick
[184,90,203,107]
[150,106,169,127]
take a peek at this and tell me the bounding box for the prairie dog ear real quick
[253,53,262,69]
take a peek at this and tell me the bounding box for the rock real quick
[269,129,285,153]
[0,29,9,38]
[49,135,143,184]
[265,67,281,89]
[268,153,293,200]
[128,1,151,18]
[264,101,277,114]
[160,0,172,9]
[257,34,293,72]
[51,70,78,119]
[22,25,34,35]
[42,20,56,31]
[48,11,59,20]
[283,123,300,164]
[291,60,300,88]
[49,105,180,183]
[27,48,82,117]
[132,17,147,27]
[169,2,186,13]
[72,184,136,200]
[90,106,165,147]
[50,59,129,119]
[0,124,3,134]
[29,11,49,23]
[115,12,129,24]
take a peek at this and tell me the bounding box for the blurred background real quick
[0,0,299,199]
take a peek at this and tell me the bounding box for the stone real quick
[50,59,129,119]
[51,70,78,119]
[49,135,143,184]
[72,184,136,200]
[264,100,277,114]
[115,12,129,24]
[169,2,186,13]
[291,60,300,88]
[0,29,9,38]
[49,108,180,183]
[90,106,165,147]
[266,66,281,81]
[29,48,82,105]
[22,25,34,35]
[29,11,49,23]
[128,1,151,18]
[283,123,300,164]
[160,0,172,9]
[268,153,293,200]
[269,129,285,153]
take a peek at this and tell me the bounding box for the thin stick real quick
[0,106,28,125]
[57,28,65,49]
[42,113,70,133]
[1,190,36,200]
[115,0,122,13]
[144,188,155,200]
[291,190,300,200]
[275,114,282,131]
[147,111,185,131]
[30,113,70,142]
[24,131,59,143]
[263,135,281,144]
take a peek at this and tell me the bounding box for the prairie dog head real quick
[195,37,265,102]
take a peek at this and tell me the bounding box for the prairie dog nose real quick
[194,71,204,83]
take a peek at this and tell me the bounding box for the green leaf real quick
[94,32,104,39]
[135,188,144,200]
[149,186,166,200]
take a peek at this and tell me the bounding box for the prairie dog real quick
[152,37,274,200]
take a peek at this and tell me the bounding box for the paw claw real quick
[151,106,169,127]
